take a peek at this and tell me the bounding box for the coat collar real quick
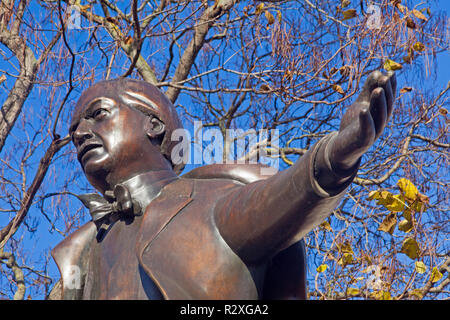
[106,170,178,212]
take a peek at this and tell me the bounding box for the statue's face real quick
[70,87,157,191]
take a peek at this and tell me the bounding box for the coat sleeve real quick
[214,132,359,264]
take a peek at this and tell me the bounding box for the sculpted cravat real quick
[75,184,142,223]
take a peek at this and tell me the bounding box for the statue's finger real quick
[387,70,397,97]
[369,87,387,139]
[358,108,376,145]
[356,70,383,103]
[378,75,393,119]
[387,71,397,119]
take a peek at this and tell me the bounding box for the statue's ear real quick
[145,116,165,139]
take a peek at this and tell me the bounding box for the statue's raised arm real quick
[214,70,397,264]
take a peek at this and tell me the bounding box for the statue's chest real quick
[88,218,162,299]
[100,218,140,267]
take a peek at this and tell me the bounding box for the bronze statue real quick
[51,70,396,299]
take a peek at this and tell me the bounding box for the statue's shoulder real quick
[181,163,274,185]
[52,221,97,259]
[178,163,275,198]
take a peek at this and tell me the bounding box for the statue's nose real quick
[73,120,93,147]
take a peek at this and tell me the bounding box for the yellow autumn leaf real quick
[430,267,443,283]
[369,190,398,208]
[363,255,372,265]
[346,287,359,296]
[384,59,403,71]
[400,87,413,93]
[332,84,345,94]
[397,178,419,202]
[413,42,425,52]
[371,290,391,300]
[341,0,351,8]
[320,221,333,232]
[403,209,412,221]
[412,9,428,21]
[415,261,427,274]
[316,264,328,273]
[342,9,357,21]
[368,190,387,201]
[370,190,406,212]
[411,200,425,212]
[401,238,420,260]
[78,4,91,12]
[412,192,428,212]
[398,219,413,233]
[385,194,405,212]
[276,10,282,23]
[338,253,354,266]
[337,241,354,254]
[265,10,275,25]
[378,212,397,234]
[410,289,423,299]
[0,74,6,85]
[439,108,448,115]
[380,291,392,300]
[255,3,264,15]
[396,4,407,14]
[368,190,377,200]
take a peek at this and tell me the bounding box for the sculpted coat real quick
[52,134,354,299]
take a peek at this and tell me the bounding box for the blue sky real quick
[434,0,449,84]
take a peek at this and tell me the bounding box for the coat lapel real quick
[52,178,193,300]
[51,221,97,299]
[136,178,193,299]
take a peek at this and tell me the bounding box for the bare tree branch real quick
[164,0,236,103]
[0,251,25,300]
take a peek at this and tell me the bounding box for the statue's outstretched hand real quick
[328,70,397,172]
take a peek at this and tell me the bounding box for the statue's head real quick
[69,78,184,193]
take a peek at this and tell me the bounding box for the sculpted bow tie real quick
[75,184,142,223]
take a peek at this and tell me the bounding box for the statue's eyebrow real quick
[84,97,115,114]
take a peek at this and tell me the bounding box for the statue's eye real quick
[92,108,108,119]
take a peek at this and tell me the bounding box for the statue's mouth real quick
[78,142,103,163]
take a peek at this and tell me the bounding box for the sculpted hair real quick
[118,79,185,174]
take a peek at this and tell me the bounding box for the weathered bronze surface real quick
[51,72,396,299]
